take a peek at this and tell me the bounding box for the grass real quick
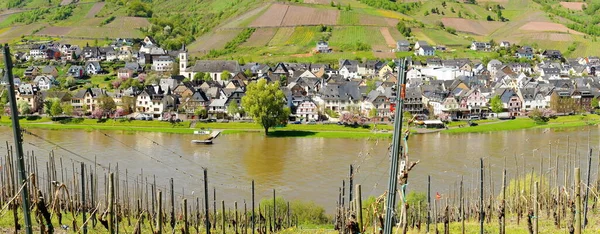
[328,26,386,48]
[339,11,359,25]
[444,114,600,134]
[285,26,319,47]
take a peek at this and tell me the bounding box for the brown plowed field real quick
[188,29,242,53]
[530,33,573,41]
[441,18,504,35]
[379,27,396,47]
[242,28,277,47]
[560,2,586,10]
[86,2,106,18]
[105,17,150,28]
[36,26,72,36]
[251,3,339,27]
[281,5,339,26]
[304,0,330,4]
[249,4,288,27]
[519,22,584,35]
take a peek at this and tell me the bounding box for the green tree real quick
[220,70,231,80]
[227,101,239,117]
[99,95,117,116]
[193,72,206,81]
[490,95,504,113]
[50,100,63,117]
[203,73,212,82]
[61,103,73,116]
[486,15,493,21]
[144,74,160,85]
[244,69,252,77]
[590,97,599,110]
[366,79,377,93]
[0,89,9,111]
[44,98,59,116]
[241,79,290,135]
[17,100,31,115]
[280,75,288,85]
[369,108,378,118]
[195,106,207,119]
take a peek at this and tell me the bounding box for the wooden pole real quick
[427,175,431,233]
[356,184,363,232]
[109,172,115,234]
[157,190,163,234]
[204,169,210,234]
[460,176,464,234]
[222,200,226,234]
[480,158,484,234]
[273,189,276,232]
[534,182,538,234]
[170,178,175,230]
[501,169,506,234]
[81,162,87,234]
[183,198,189,234]
[252,180,255,234]
[235,201,239,234]
[575,167,581,234]
[583,148,592,229]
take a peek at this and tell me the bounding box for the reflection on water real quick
[2,125,600,213]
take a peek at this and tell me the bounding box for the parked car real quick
[469,115,480,120]
[292,121,302,124]
[307,120,316,125]
[207,119,217,122]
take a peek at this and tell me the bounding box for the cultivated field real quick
[529,32,573,41]
[188,29,242,53]
[360,14,397,27]
[519,21,584,35]
[249,4,288,27]
[86,2,106,18]
[329,26,386,48]
[379,27,396,47]
[222,4,269,28]
[67,25,144,39]
[281,5,339,26]
[250,4,339,27]
[268,27,295,46]
[441,18,505,35]
[242,28,277,47]
[104,17,150,29]
[0,24,44,43]
[339,11,359,25]
[559,1,586,11]
[304,0,330,4]
[36,26,72,36]
[286,26,319,46]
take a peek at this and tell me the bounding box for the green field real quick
[285,26,320,47]
[339,11,359,25]
[444,115,600,134]
[329,26,386,48]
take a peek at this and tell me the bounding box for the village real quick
[2,36,599,125]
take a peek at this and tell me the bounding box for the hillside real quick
[0,0,597,63]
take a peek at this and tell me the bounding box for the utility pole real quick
[383,58,408,234]
[3,44,33,234]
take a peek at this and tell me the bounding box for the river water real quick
[1,126,599,213]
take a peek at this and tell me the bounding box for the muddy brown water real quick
[1,126,598,213]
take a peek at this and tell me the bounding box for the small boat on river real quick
[191,130,221,145]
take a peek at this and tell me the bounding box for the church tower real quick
[179,43,188,76]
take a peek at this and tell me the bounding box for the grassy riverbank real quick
[0,117,395,139]
[443,114,600,134]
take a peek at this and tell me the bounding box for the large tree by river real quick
[241,79,290,135]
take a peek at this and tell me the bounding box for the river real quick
[1,126,599,213]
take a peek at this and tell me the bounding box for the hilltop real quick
[0,0,597,63]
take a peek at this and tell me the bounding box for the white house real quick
[296,99,319,120]
[420,67,469,81]
[84,61,102,75]
[415,46,435,56]
[33,75,55,90]
[338,65,359,79]
[152,56,174,72]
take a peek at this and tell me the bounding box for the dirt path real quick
[85,2,105,18]
[379,27,396,47]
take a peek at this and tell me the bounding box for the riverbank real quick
[0,117,395,139]
[443,114,600,134]
[2,114,599,137]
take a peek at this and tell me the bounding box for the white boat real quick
[191,130,220,145]
[191,139,213,144]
